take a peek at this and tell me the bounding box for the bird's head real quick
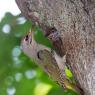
[21,28,51,64]
[21,29,36,47]
[21,29,38,60]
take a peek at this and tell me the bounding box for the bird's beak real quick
[28,29,32,37]
[28,28,36,45]
[27,29,33,44]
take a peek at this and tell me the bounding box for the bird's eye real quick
[24,34,32,44]
[25,35,29,41]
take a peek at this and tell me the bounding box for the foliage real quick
[0,12,78,95]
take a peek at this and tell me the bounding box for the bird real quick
[21,29,84,95]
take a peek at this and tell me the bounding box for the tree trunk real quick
[15,0,95,95]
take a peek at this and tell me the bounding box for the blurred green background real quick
[0,12,79,95]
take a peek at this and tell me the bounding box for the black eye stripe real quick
[37,51,42,60]
[37,50,45,60]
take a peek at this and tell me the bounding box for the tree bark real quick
[15,0,95,95]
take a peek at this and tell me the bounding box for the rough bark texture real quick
[15,0,95,95]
